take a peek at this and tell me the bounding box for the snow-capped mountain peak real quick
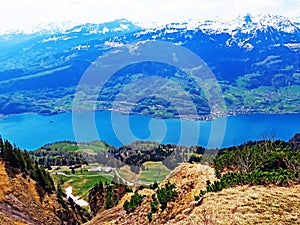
[0,21,77,36]
[256,14,298,33]
[196,14,299,35]
[0,19,139,37]
[64,19,139,35]
[134,14,300,39]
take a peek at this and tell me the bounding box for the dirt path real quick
[51,171,114,178]
[52,169,135,186]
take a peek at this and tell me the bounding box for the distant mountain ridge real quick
[0,15,299,117]
[1,14,300,35]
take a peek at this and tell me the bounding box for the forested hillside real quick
[0,138,90,224]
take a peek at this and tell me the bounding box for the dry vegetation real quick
[0,161,10,201]
[0,159,62,225]
[174,185,300,225]
[117,165,140,183]
[86,163,300,225]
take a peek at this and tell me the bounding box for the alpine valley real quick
[1,14,300,118]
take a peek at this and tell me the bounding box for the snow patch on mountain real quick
[0,21,77,35]
[41,36,73,43]
[191,14,299,35]
[132,14,300,49]
[104,41,124,47]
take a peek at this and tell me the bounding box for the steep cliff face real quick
[0,160,61,225]
[0,158,89,225]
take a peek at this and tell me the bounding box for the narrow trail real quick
[51,169,136,186]
[51,171,114,178]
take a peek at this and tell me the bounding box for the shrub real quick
[123,191,144,214]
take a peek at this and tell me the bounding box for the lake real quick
[0,111,299,150]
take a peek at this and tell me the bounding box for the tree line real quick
[0,137,55,193]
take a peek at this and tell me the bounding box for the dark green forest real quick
[0,137,90,224]
[0,136,55,193]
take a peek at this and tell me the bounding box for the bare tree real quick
[236,145,266,173]
[283,152,300,173]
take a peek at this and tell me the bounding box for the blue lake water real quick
[0,111,299,150]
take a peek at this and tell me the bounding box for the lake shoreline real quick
[0,110,299,151]
[1,108,300,121]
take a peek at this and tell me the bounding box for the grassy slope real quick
[39,141,113,202]
[51,161,171,201]
[224,84,300,114]
[45,141,172,202]
[41,140,111,153]
[140,162,170,183]
[176,185,300,225]
[3,75,300,118]
[51,166,113,201]
[117,162,171,184]
[87,163,300,225]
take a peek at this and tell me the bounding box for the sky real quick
[0,0,299,32]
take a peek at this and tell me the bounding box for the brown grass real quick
[0,214,29,225]
[89,163,300,225]
[117,165,140,183]
[86,188,156,225]
[14,222,29,225]
[0,161,11,201]
[0,159,62,225]
[174,185,300,225]
[102,163,217,225]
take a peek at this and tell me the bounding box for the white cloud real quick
[0,0,298,32]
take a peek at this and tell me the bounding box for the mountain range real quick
[0,14,300,118]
